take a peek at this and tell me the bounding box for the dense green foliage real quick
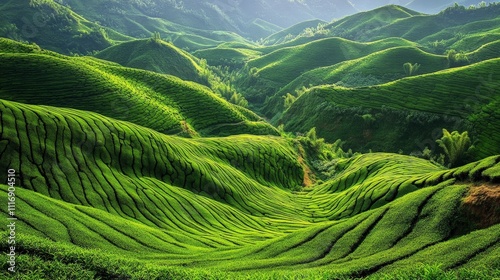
[0,2,499,279]
[1,98,500,278]
[0,0,131,54]
[436,129,473,167]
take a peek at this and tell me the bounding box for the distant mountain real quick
[49,0,498,41]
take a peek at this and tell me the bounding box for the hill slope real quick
[281,58,500,159]
[95,39,207,85]
[241,37,416,103]
[1,98,499,278]
[367,4,500,44]
[263,46,449,118]
[0,38,277,137]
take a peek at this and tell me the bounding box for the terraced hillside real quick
[95,39,208,85]
[1,3,500,279]
[262,46,448,118]
[321,5,423,41]
[282,58,500,159]
[240,37,416,103]
[1,98,499,278]
[0,38,277,137]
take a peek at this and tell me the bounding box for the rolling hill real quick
[320,5,423,41]
[95,38,208,85]
[1,98,499,278]
[281,58,500,159]
[0,38,277,137]
[262,46,449,118]
[240,37,416,103]
[0,3,499,279]
[261,19,329,46]
[367,3,500,44]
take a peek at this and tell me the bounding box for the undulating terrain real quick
[1,1,499,279]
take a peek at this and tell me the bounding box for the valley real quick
[0,1,499,279]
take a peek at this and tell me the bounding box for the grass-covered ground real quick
[0,0,132,54]
[1,98,499,279]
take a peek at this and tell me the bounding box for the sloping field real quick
[263,46,448,118]
[322,5,422,40]
[1,98,499,278]
[282,58,500,159]
[368,5,500,43]
[95,39,207,84]
[246,37,416,87]
[0,38,277,137]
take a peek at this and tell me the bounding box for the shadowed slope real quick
[0,0,131,54]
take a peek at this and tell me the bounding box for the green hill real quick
[247,18,284,40]
[468,40,500,63]
[95,39,207,85]
[263,46,448,118]
[281,58,500,159]
[0,0,131,54]
[1,4,499,279]
[0,38,277,137]
[368,4,500,44]
[193,47,263,69]
[262,19,328,45]
[418,17,500,53]
[323,5,423,40]
[1,98,499,278]
[241,37,416,103]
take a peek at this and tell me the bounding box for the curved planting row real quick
[0,38,278,137]
[0,99,306,250]
[1,97,499,277]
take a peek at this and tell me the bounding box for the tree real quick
[403,62,421,76]
[436,129,472,167]
[151,31,161,43]
[446,49,469,68]
[283,93,297,109]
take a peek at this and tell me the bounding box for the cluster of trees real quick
[197,58,250,108]
[415,129,473,168]
[446,49,470,68]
